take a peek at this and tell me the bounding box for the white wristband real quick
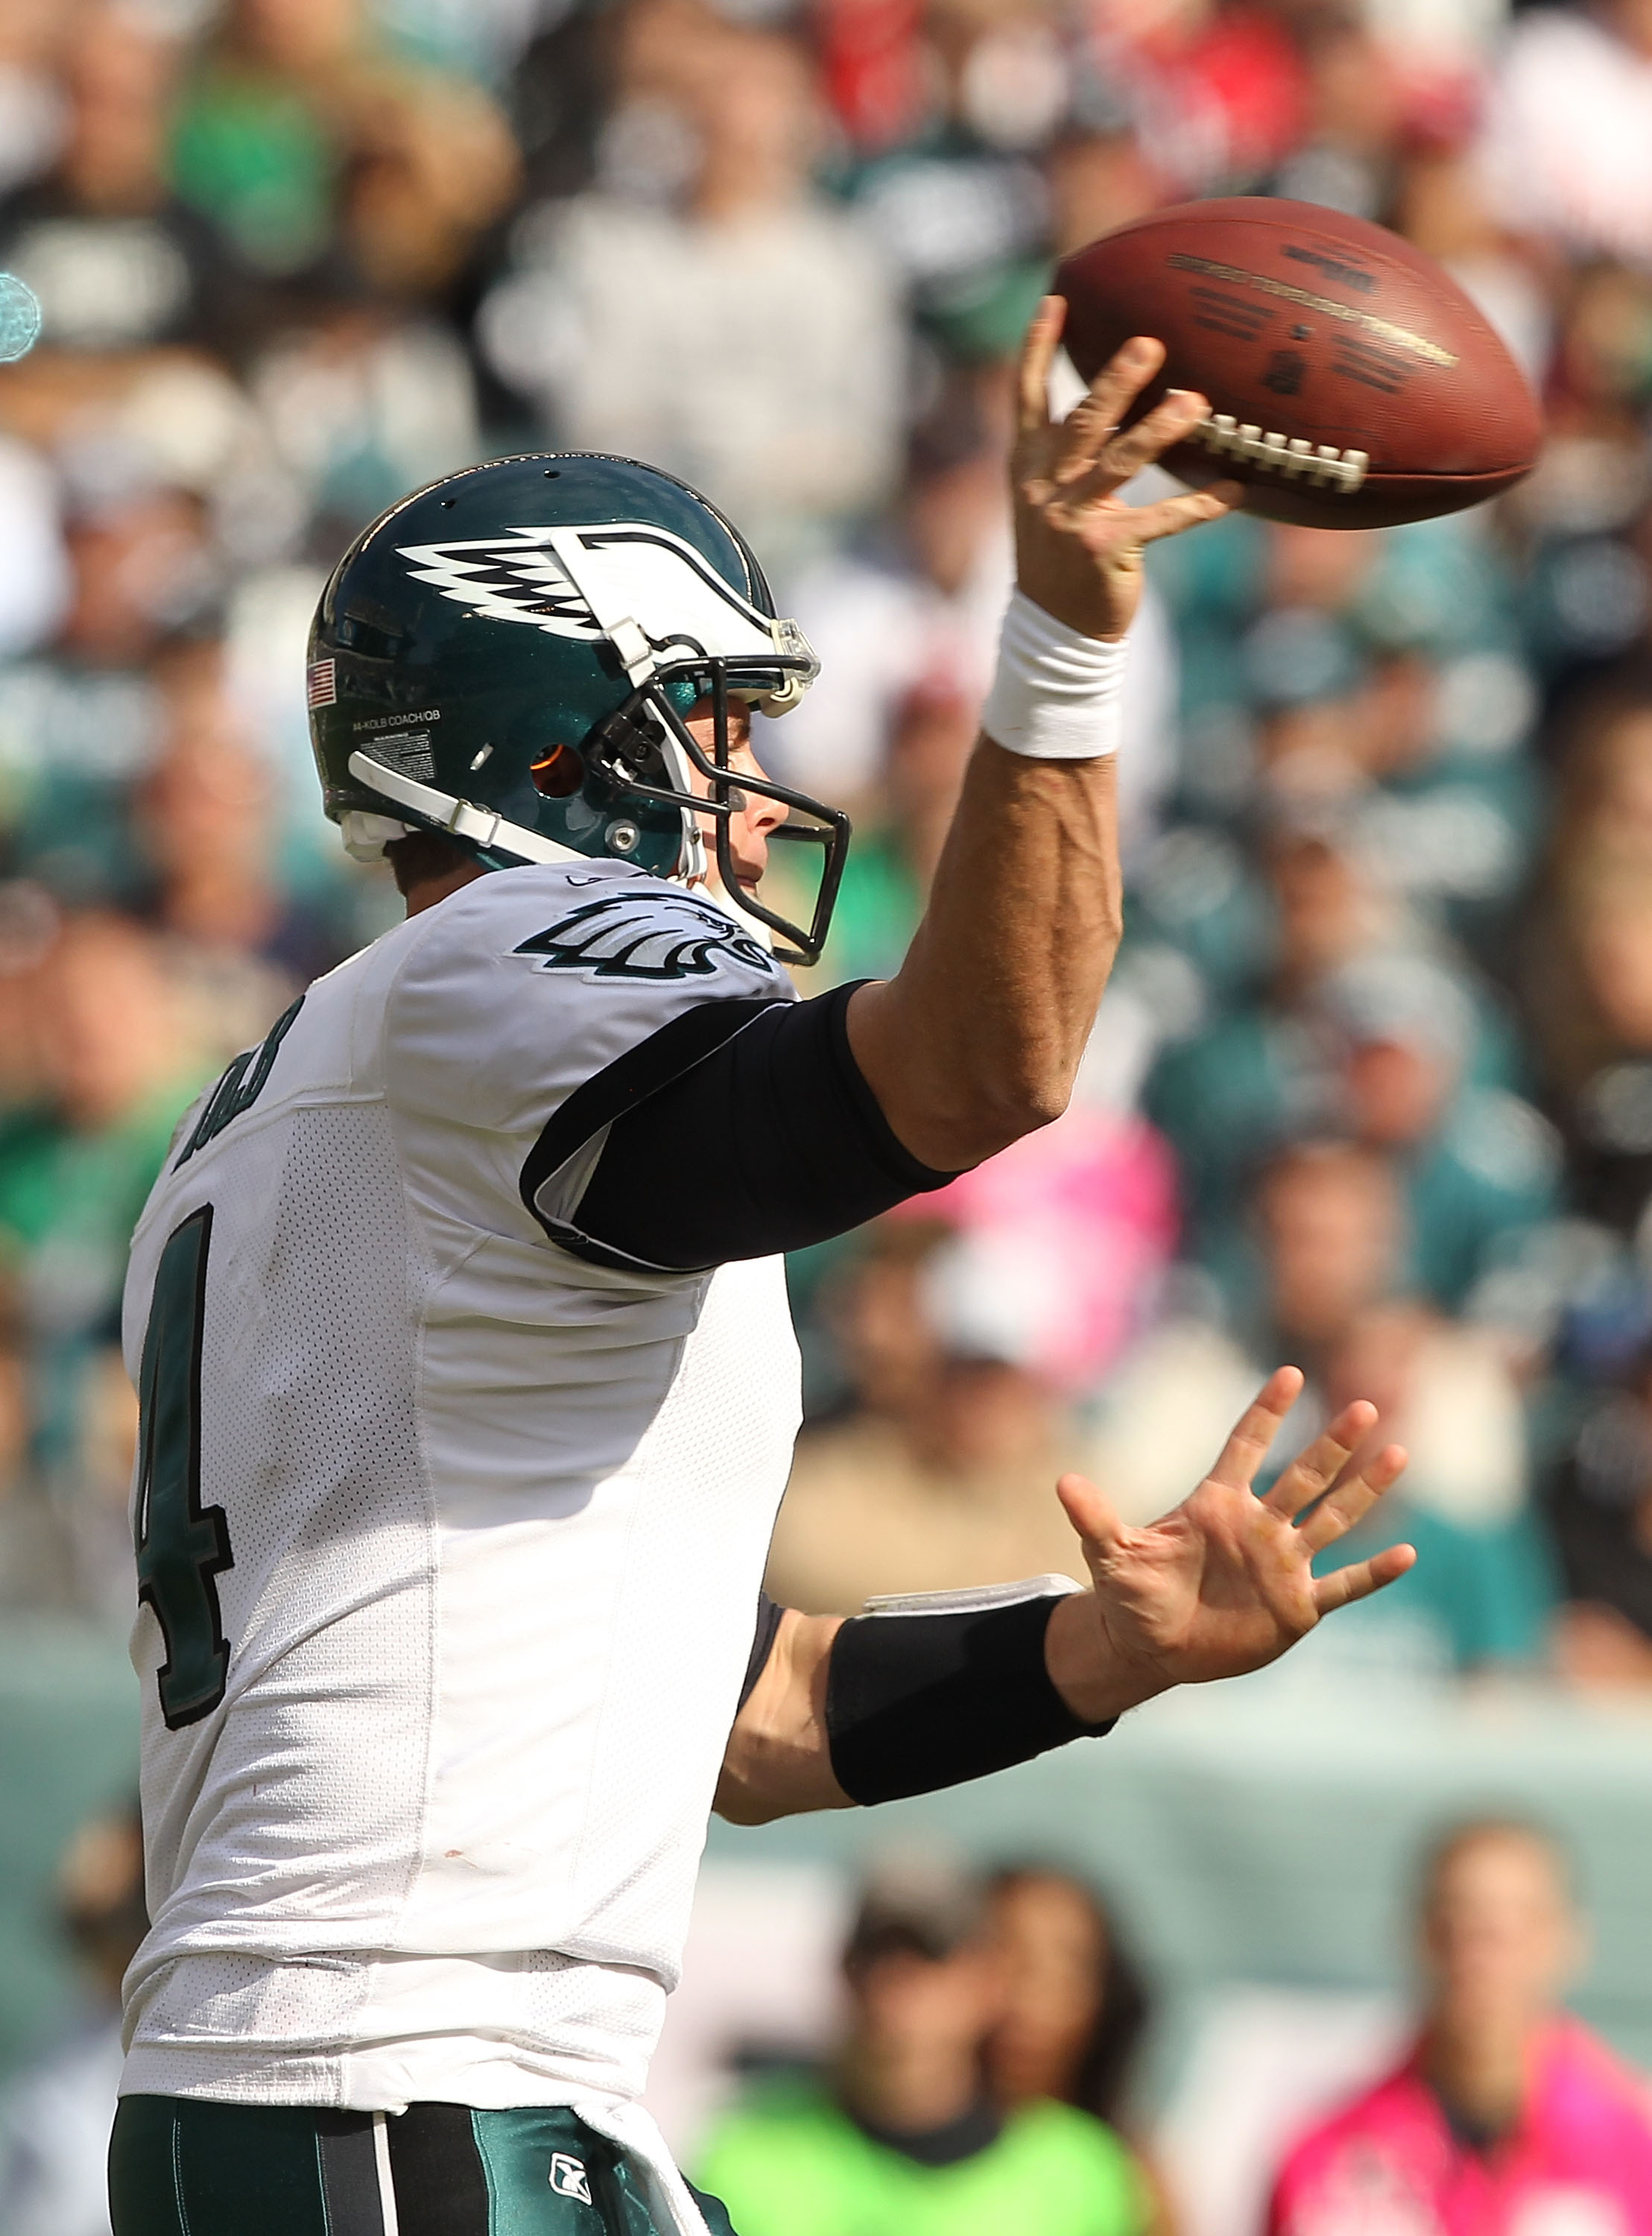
[979,589,1127,760]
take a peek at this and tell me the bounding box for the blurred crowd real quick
[697,1854,1164,2236]
[15,1807,1648,2236]
[4,0,1652,1697]
[684,1826,1652,2236]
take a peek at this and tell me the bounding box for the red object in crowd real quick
[814,0,930,152]
[1110,4,1309,194]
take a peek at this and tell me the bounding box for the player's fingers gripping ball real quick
[1003,304,1237,662]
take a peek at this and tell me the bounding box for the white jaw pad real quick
[340,809,414,862]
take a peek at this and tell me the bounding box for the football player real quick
[110,309,1414,2235]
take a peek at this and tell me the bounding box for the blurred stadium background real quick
[3,0,1652,2226]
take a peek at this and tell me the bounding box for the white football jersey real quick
[118,862,803,2123]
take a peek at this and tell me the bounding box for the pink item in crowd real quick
[1268,2019,1652,2236]
[891,1104,1179,1392]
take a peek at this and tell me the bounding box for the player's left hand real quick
[1045,1367,1414,1722]
[1012,296,1242,643]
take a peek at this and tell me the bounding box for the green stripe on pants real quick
[469,2108,737,2236]
[109,2097,738,2236]
[109,2098,334,2236]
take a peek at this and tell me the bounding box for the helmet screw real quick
[604,819,641,856]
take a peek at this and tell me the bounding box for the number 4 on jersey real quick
[134,1206,234,1729]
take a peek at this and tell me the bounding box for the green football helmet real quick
[307,452,849,963]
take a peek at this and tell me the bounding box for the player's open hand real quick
[1012,296,1241,644]
[1045,1368,1414,1722]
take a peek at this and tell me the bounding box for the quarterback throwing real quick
[111,307,1414,2236]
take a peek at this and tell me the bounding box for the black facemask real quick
[585,656,851,967]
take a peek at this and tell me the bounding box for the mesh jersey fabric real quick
[118,862,803,2136]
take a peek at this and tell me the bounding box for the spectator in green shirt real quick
[697,1857,1153,2236]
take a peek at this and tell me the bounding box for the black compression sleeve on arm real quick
[824,1589,1116,1807]
[568,981,955,1272]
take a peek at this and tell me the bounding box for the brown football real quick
[1055,198,1542,531]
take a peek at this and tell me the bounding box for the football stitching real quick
[1189,414,1370,493]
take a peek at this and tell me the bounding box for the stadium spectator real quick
[0,911,206,1502]
[982,1869,1176,2236]
[1319,1301,1553,1670]
[1476,1,1652,270]
[1089,1141,1550,1666]
[167,0,360,278]
[168,0,516,301]
[697,1854,1153,2236]
[135,641,327,1023]
[0,458,216,921]
[765,1338,1090,1617]
[1525,678,1652,1235]
[765,399,1015,813]
[1548,1337,1652,1687]
[479,21,904,573]
[984,1867,1151,2135]
[0,1802,147,2236]
[1143,819,1393,1254]
[0,7,245,359]
[1149,906,1553,1316]
[806,669,985,988]
[1320,953,1558,1313]
[244,298,482,550]
[789,1213,951,1428]
[1198,1130,1411,1362]
[1266,1819,1652,2236]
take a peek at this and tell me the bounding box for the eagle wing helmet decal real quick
[396,521,820,703]
[396,528,595,637]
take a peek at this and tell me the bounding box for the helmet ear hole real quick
[531,744,585,799]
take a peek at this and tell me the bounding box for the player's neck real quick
[404,860,489,918]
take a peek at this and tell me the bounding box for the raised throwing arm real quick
[845,304,1237,1172]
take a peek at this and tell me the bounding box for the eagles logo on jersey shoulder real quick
[513,893,782,982]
